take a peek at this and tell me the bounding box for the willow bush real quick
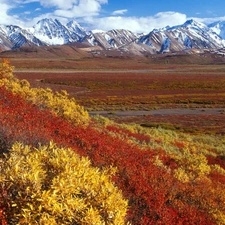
[0,142,128,224]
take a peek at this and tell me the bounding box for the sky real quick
[1,0,225,33]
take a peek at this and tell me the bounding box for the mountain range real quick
[0,18,225,56]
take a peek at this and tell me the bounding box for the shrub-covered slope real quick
[0,59,225,224]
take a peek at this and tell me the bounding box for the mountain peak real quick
[67,20,80,27]
[208,20,225,39]
[36,18,56,25]
[30,18,89,45]
[184,19,195,25]
[182,19,207,29]
[66,20,88,40]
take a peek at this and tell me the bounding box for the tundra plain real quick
[4,49,224,135]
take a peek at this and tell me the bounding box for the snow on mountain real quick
[0,18,225,55]
[138,19,225,53]
[0,18,89,50]
[30,18,89,45]
[84,29,138,49]
[66,20,88,40]
[0,24,44,50]
[177,19,225,47]
[208,21,225,40]
[91,30,106,34]
[0,27,14,51]
[31,18,71,45]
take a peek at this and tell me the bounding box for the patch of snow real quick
[91,30,105,34]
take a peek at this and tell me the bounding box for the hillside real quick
[0,59,225,224]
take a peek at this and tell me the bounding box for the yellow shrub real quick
[0,58,15,80]
[187,153,211,178]
[211,208,225,225]
[174,167,190,183]
[0,142,128,224]
[0,59,89,126]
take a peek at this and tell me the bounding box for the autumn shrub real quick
[1,58,225,224]
[0,86,57,151]
[0,142,128,224]
[0,83,224,224]
[0,59,89,126]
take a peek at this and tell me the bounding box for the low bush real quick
[0,59,89,126]
[0,142,128,224]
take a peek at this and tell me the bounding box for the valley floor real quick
[11,57,225,135]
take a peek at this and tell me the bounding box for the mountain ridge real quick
[0,18,225,56]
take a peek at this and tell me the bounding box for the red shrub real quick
[0,86,221,224]
[207,155,225,170]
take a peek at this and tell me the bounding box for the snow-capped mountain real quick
[1,18,225,55]
[138,19,225,53]
[0,24,44,51]
[0,18,89,51]
[84,29,138,49]
[30,18,88,45]
[0,27,13,51]
[66,20,88,40]
[31,18,70,45]
[208,21,225,40]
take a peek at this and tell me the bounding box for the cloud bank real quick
[0,0,225,33]
[86,12,187,33]
[0,2,22,25]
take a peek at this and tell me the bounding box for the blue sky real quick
[1,0,225,33]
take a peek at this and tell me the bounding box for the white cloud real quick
[1,0,225,34]
[85,11,188,33]
[9,0,78,9]
[0,0,108,27]
[38,0,78,9]
[2,0,108,21]
[54,0,107,18]
[112,9,128,16]
[193,16,225,25]
[37,0,108,13]
[0,3,23,25]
